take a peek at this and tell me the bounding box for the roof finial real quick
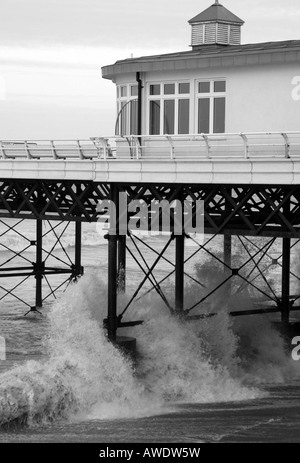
[215,0,219,4]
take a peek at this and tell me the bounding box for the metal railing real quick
[0,132,299,161]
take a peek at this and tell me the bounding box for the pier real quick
[0,132,300,342]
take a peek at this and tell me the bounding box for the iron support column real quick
[118,235,126,293]
[107,184,119,342]
[223,189,232,296]
[74,221,83,280]
[175,233,185,312]
[175,192,185,313]
[281,237,291,324]
[35,219,43,308]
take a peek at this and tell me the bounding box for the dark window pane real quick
[164,83,175,95]
[178,99,190,134]
[131,85,138,97]
[120,86,127,97]
[198,98,210,133]
[179,83,190,94]
[130,100,138,135]
[214,81,226,92]
[149,100,160,135]
[164,100,175,134]
[150,84,160,95]
[117,87,119,98]
[198,82,210,93]
[213,97,225,133]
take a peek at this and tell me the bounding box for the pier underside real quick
[0,178,300,340]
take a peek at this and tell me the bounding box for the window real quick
[199,82,210,93]
[120,86,127,98]
[148,82,190,135]
[164,84,175,95]
[131,85,138,97]
[179,83,190,94]
[149,101,160,135]
[213,98,226,133]
[178,99,190,134]
[116,84,138,135]
[164,100,175,134]
[198,99,210,134]
[197,80,226,134]
[150,84,160,96]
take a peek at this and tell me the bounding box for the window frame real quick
[147,81,191,135]
[116,83,139,136]
[196,79,226,134]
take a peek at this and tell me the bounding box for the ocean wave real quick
[1,261,299,427]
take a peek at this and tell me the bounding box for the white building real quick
[102,1,300,136]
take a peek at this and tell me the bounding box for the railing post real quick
[202,134,210,158]
[166,136,175,160]
[0,141,7,159]
[240,133,249,159]
[24,141,32,159]
[90,137,108,159]
[281,133,290,159]
[76,140,84,160]
[136,136,142,159]
[131,136,141,159]
[101,138,108,160]
[50,140,58,159]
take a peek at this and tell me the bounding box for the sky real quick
[0,0,300,139]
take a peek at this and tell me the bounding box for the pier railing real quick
[0,132,300,160]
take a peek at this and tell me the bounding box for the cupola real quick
[189,1,244,48]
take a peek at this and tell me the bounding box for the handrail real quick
[240,133,249,159]
[0,132,299,161]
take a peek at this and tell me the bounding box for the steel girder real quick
[0,180,300,237]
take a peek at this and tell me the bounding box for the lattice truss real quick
[0,219,83,313]
[0,180,300,236]
[103,184,300,326]
[117,232,300,323]
[121,184,300,237]
[0,180,109,221]
[0,180,300,318]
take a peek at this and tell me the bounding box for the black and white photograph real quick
[0,0,300,447]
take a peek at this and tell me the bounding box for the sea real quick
[0,219,300,443]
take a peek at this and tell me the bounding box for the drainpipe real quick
[136,72,143,138]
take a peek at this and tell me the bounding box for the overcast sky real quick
[0,0,299,139]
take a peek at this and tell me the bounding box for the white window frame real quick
[147,81,191,135]
[116,83,139,135]
[196,79,226,134]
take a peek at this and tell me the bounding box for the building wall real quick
[114,61,300,134]
[226,62,299,132]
